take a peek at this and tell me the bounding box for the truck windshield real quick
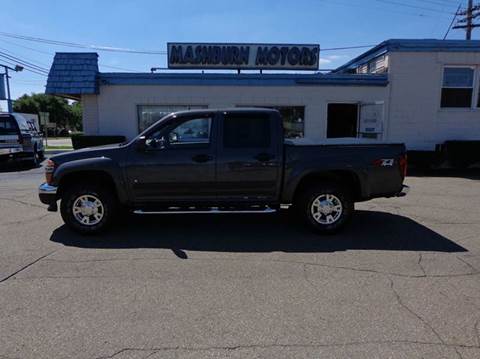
[0,116,18,136]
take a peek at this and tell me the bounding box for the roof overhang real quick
[45,52,99,97]
[334,39,480,73]
[98,72,389,87]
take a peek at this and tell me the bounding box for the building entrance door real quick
[327,103,358,138]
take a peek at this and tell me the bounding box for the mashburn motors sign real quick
[168,43,320,70]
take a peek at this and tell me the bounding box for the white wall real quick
[387,51,480,151]
[82,94,99,135]
[89,84,387,141]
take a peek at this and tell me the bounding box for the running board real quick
[133,208,277,215]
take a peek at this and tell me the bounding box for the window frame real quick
[235,105,305,139]
[440,65,477,110]
[137,104,208,133]
[0,115,20,136]
[222,112,273,149]
[145,113,215,150]
[165,116,213,147]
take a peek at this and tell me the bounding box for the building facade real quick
[46,39,480,151]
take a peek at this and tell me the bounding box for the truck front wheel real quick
[60,184,118,234]
[297,183,354,234]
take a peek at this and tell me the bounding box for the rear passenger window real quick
[0,117,18,135]
[223,114,271,148]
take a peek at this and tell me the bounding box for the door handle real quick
[254,153,274,162]
[192,154,213,163]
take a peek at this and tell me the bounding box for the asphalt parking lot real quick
[1,162,480,359]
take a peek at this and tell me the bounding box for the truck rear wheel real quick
[60,184,118,235]
[297,183,354,234]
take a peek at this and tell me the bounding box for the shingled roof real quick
[45,53,99,98]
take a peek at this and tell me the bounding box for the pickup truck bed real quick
[283,143,406,203]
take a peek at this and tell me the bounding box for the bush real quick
[71,135,126,150]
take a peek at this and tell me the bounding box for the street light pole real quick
[0,64,24,113]
[5,67,12,113]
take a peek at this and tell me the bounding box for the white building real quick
[45,39,480,152]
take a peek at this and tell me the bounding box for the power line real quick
[444,3,464,38]
[321,0,452,18]
[0,47,50,69]
[322,45,377,51]
[0,51,49,77]
[374,0,458,14]
[0,58,46,77]
[0,31,167,55]
[0,51,49,74]
[0,37,143,72]
[416,0,464,7]
[0,37,53,56]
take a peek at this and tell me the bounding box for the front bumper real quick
[39,183,58,211]
[396,185,410,197]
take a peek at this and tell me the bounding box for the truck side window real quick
[223,114,270,148]
[150,117,212,146]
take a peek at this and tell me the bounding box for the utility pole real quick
[0,64,24,113]
[453,0,480,40]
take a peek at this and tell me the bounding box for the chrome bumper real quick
[0,147,22,156]
[39,183,58,195]
[39,183,58,211]
[396,185,410,197]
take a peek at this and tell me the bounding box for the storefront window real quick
[137,105,207,133]
[237,106,305,138]
[441,67,474,108]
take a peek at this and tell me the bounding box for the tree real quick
[13,93,83,131]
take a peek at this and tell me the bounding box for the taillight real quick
[45,159,56,184]
[399,154,408,178]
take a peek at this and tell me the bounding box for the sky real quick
[0,0,477,109]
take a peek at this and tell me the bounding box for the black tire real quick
[31,147,39,167]
[38,151,45,161]
[60,184,118,235]
[296,182,354,234]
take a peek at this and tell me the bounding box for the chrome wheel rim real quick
[72,194,104,226]
[311,194,343,225]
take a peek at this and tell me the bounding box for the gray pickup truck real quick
[39,108,408,235]
[1,112,44,166]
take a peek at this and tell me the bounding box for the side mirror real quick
[137,136,167,151]
[136,136,147,151]
[169,132,178,144]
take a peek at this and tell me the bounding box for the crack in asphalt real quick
[364,204,480,226]
[40,256,480,279]
[0,197,45,209]
[456,256,479,274]
[418,253,427,277]
[472,318,480,349]
[387,277,467,359]
[387,278,446,345]
[94,340,480,359]
[1,213,50,226]
[302,263,472,357]
[0,250,57,284]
